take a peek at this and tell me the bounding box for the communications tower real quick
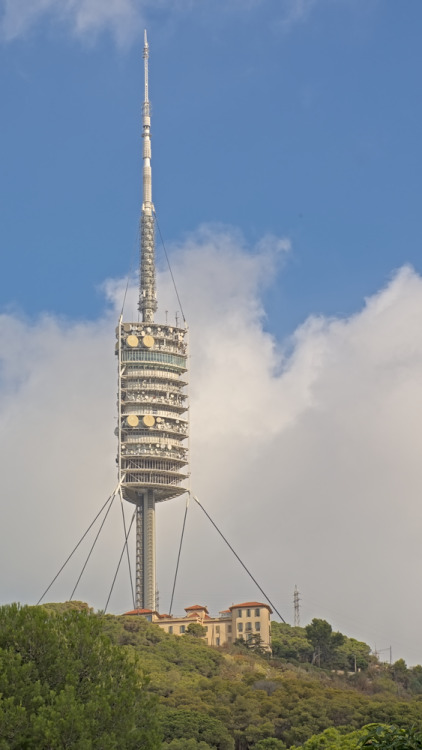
[116,31,189,611]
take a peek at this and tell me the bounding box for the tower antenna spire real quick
[139,28,157,322]
[143,29,149,107]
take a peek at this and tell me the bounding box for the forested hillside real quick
[1,602,422,749]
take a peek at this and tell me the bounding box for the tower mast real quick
[116,32,189,614]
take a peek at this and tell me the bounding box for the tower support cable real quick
[69,492,117,601]
[169,493,190,615]
[37,486,120,605]
[104,509,136,613]
[192,494,286,623]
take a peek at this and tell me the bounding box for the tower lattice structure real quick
[116,32,189,611]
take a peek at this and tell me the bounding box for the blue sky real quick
[2,0,421,333]
[2,0,422,666]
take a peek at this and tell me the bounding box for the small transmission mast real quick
[293,585,300,627]
[116,32,189,612]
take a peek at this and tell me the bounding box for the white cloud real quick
[0,0,142,45]
[279,0,318,29]
[1,226,422,666]
[0,0,334,44]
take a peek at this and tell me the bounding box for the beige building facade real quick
[123,601,272,651]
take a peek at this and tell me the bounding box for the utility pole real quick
[293,585,300,627]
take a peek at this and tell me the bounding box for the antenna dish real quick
[127,415,139,427]
[127,335,139,348]
[143,414,155,427]
[143,335,155,348]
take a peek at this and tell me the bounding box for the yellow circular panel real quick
[142,335,155,348]
[127,415,139,427]
[127,335,139,348]
[143,414,155,427]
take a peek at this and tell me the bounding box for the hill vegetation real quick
[1,602,422,749]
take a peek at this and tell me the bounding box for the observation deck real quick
[116,321,189,502]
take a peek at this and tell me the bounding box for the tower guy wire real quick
[192,494,286,623]
[104,508,136,614]
[37,486,120,606]
[169,492,190,615]
[69,493,117,601]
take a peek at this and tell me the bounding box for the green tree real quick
[391,660,410,689]
[0,603,160,749]
[161,709,234,750]
[336,638,373,672]
[271,623,313,663]
[163,741,214,749]
[293,727,366,750]
[186,623,208,638]
[408,666,422,695]
[305,619,345,667]
[360,724,422,750]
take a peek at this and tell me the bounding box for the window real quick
[122,350,186,368]
[216,625,220,633]
[237,609,242,618]
[180,625,185,633]
[255,622,261,632]
[237,622,243,632]
[255,608,260,617]
[227,625,232,633]
[168,626,173,634]
[247,609,251,617]
[246,622,252,631]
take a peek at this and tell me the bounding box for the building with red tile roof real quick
[185,604,209,613]
[229,602,272,613]
[122,600,272,650]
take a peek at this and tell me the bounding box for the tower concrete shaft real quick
[116,31,189,614]
[135,491,156,609]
